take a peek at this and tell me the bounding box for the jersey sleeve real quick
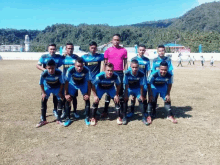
[100,54,104,61]
[85,70,92,81]
[104,49,109,59]
[147,73,154,84]
[147,61,151,73]
[168,61,173,72]
[140,76,145,86]
[65,68,71,82]
[123,74,128,85]
[39,73,45,85]
[92,75,100,85]
[57,56,64,68]
[123,49,127,59]
[38,56,44,65]
[116,75,121,85]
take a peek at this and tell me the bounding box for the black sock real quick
[91,103,98,118]
[104,95,110,113]
[85,100,90,118]
[123,101,128,118]
[53,95,58,110]
[72,96,77,113]
[65,101,71,119]
[130,99,135,113]
[138,100,145,117]
[164,102,173,116]
[41,99,48,121]
[57,100,63,120]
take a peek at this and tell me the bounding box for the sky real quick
[0,0,218,30]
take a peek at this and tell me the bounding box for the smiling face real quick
[48,46,56,56]
[158,47,165,58]
[159,65,168,77]
[138,46,146,57]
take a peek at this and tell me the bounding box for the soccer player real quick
[201,56,205,67]
[36,59,64,128]
[187,55,191,65]
[177,54,183,67]
[62,43,79,119]
[64,57,92,126]
[127,44,150,118]
[90,63,121,126]
[210,56,214,66]
[123,59,152,125]
[192,56,195,65]
[81,41,104,80]
[151,45,174,117]
[103,34,128,118]
[147,61,177,124]
[36,44,63,118]
[151,45,173,73]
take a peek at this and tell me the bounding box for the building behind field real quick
[0,45,24,52]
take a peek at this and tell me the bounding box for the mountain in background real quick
[131,1,220,32]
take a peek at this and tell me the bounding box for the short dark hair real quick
[75,57,84,64]
[131,59,139,65]
[105,62,114,69]
[158,45,165,49]
[113,34,121,38]
[160,61,168,67]
[48,43,56,48]
[89,41,97,47]
[46,59,56,66]
[138,44,146,49]
[66,42,73,46]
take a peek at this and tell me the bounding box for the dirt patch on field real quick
[0,60,220,165]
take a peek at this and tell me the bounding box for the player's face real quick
[105,66,114,78]
[48,46,56,55]
[112,36,120,47]
[131,63,139,75]
[47,65,55,75]
[89,45,97,54]
[66,45,74,55]
[138,47,146,56]
[160,66,168,77]
[75,62,84,73]
[158,48,165,57]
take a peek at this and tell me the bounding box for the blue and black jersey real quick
[39,69,64,89]
[93,72,121,90]
[62,54,78,76]
[66,66,92,87]
[123,70,145,89]
[131,55,150,76]
[38,54,63,69]
[151,56,173,73]
[81,53,104,80]
[148,71,173,89]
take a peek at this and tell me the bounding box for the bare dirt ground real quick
[0,60,220,165]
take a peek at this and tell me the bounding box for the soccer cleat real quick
[147,116,152,124]
[122,117,128,125]
[53,109,58,119]
[73,112,80,119]
[36,121,48,128]
[63,119,71,127]
[56,120,63,125]
[167,116,178,124]
[90,118,97,126]
[126,112,134,118]
[117,117,122,125]
[84,117,90,126]
[142,117,150,126]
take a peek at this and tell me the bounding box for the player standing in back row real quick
[103,34,128,118]
[36,44,63,119]
[150,45,173,117]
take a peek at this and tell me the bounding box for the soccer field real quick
[0,60,220,165]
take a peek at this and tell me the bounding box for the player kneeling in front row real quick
[36,59,64,128]
[90,63,121,126]
[123,59,152,125]
[147,61,177,124]
[64,57,92,126]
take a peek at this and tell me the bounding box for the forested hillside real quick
[1,1,220,53]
